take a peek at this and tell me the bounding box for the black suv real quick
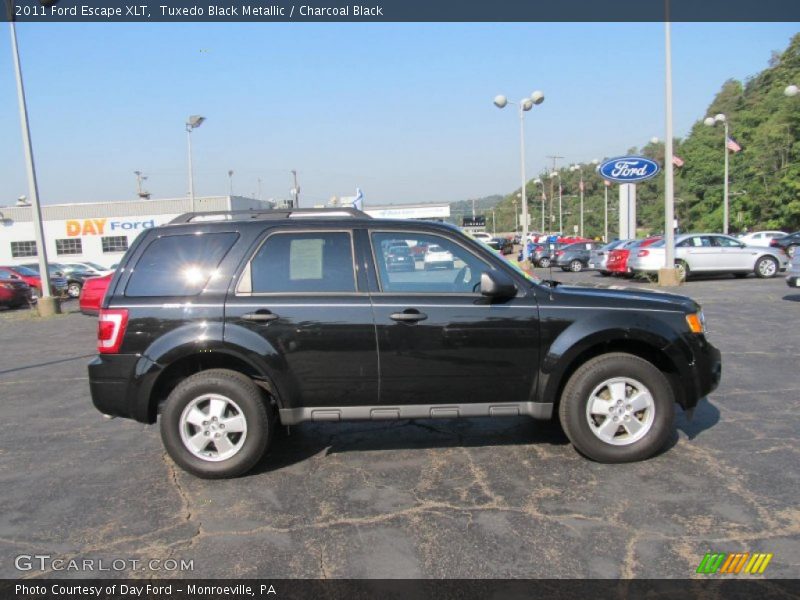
[89,209,721,478]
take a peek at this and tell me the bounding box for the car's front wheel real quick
[558,353,675,463]
[538,257,551,268]
[160,369,273,479]
[569,260,583,272]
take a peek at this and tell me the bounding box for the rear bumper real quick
[88,354,151,422]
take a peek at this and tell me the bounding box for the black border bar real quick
[4,0,800,22]
[4,579,800,600]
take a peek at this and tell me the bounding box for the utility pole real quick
[546,155,563,233]
[290,170,300,208]
[257,177,262,201]
[228,169,234,196]
[471,198,476,219]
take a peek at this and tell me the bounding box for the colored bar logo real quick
[696,552,773,574]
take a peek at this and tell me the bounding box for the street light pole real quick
[9,20,53,306]
[661,18,678,286]
[550,171,563,234]
[570,164,587,237]
[185,115,205,212]
[604,180,611,242]
[704,113,730,234]
[494,91,545,260]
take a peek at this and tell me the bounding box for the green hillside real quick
[480,33,800,237]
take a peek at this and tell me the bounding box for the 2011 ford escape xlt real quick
[88,208,721,478]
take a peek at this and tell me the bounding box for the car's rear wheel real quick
[67,282,82,298]
[754,256,778,278]
[570,260,583,272]
[558,353,675,463]
[160,369,273,479]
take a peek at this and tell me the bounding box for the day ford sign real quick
[598,156,660,184]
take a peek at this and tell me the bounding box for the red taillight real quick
[637,250,650,257]
[97,309,128,354]
[555,250,564,256]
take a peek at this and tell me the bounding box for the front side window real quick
[125,232,238,297]
[371,232,492,294]
[248,232,355,294]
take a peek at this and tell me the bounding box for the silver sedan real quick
[627,233,789,280]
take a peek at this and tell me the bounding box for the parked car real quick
[88,207,721,478]
[520,243,565,268]
[738,231,787,248]
[0,265,68,297]
[770,231,800,258]
[22,262,93,298]
[589,240,629,276]
[489,237,514,255]
[385,245,416,272]
[628,233,789,280]
[785,252,800,288]
[470,231,494,244]
[79,274,112,316]
[60,261,114,276]
[606,239,660,276]
[0,270,33,309]
[555,241,601,272]
[423,244,455,270]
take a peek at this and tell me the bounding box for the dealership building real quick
[0,195,274,268]
[0,196,451,268]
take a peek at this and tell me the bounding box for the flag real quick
[672,155,685,167]
[352,188,364,211]
[726,137,742,153]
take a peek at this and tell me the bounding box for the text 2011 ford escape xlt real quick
[88,209,721,478]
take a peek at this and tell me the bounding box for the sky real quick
[0,22,798,208]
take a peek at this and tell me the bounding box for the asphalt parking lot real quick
[1,272,799,579]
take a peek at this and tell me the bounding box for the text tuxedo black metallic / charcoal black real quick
[88,209,721,478]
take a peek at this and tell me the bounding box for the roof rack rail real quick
[169,207,371,224]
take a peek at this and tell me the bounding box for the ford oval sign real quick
[598,156,660,184]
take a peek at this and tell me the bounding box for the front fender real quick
[538,310,688,406]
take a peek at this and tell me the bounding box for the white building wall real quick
[0,195,273,268]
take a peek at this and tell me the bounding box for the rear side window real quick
[125,232,238,297]
[249,232,355,293]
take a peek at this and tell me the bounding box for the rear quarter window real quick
[125,232,238,297]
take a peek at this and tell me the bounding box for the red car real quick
[0,265,68,297]
[79,274,112,316]
[0,270,33,308]
[607,237,662,276]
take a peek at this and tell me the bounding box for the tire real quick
[754,255,778,279]
[160,369,273,479]
[67,282,82,298]
[570,260,583,273]
[675,260,689,282]
[558,353,675,463]
[538,257,551,268]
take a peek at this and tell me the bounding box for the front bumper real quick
[676,334,722,409]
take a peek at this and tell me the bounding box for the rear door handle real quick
[242,310,279,322]
[390,309,427,323]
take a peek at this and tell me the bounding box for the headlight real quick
[686,311,706,334]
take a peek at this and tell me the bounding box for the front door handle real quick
[390,309,428,323]
[242,310,279,322]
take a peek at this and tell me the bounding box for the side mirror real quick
[480,270,517,299]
